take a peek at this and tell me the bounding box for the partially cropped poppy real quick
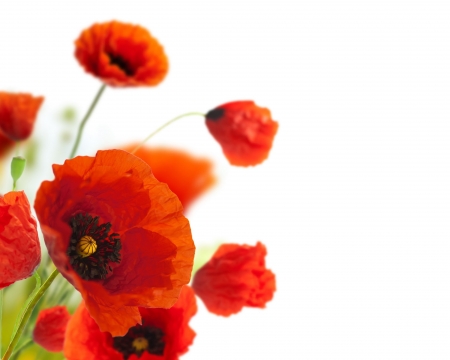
[192,241,275,316]
[123,146,215,210]
[205,101,278,166]
[64,286,197,360]
[0,191,40,289]
[34,150,195,336]
[75,21,169,87]
[0,92,44,141]
[33,305,71,352]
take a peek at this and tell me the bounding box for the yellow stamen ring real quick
[132,337,149,352]
[76,235,97,257]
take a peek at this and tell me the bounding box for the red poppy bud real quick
[0,92,44,141]
[0,191,40,289]
[33,306,71,352]
[205,101,278,166]
[192,242,276,316]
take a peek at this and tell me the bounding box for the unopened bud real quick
[11,156,26,184]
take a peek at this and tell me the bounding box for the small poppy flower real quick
[34,150,195,336]
[123,146,215,210]
[0,191,40,289]
[64,286,197,360]
[205,101,279,166]
[33,305,71,352]
[75,21,169,87]
[192,241,275,316]
[0,92,44,141]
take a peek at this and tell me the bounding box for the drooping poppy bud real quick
[0,92,44,141]
[75,21,169,87]
[33,306,71,352]
[0,191,41,289]
[192,241,276,316]
[205,101,278,166]
[64,286,197,360]
[122,146,216,211]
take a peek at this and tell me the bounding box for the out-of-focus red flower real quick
[123,146,215,210]
[34,150,195,336]
[75,21,168,87]
[205,101,278,166]
[0,92,44,141]
[64,286,197,360]
[192,241,275,316]
[33,306,71,352]
[0,191,40,289]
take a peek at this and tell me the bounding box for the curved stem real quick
[9,339,32,360]
[131,112,205,154]
[69,84,106,159]
[1,269,59,360]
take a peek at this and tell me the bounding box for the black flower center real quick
[205,107,225,121]
[113,324,165,359]
[107,53,135,76]
[67,213,121,280]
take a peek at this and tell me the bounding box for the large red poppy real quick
[0,191,40,289]
[0,92,44,141]
[123,146,215,210]
[33,305,71,352]
[34,150,195,336]
[205,101,278,166]
[192,241,275,316]
[75,21,168,87]
[64,286,197,360]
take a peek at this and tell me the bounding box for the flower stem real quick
[1,269,59,360]
[69,84,106,159]
[131,112,205,154]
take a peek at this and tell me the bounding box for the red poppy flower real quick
[205,101,278,166]
[33,305,71,352]
[75,21,169,87]
[0,191,40,289]
[64,286,197,360]
[0,92,44,141]
[123,146,215,210]
[34,150,195,336]
[192,241,275,316]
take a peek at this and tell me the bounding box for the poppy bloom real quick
[33,305,71,352]
[34,150,195,336]
[192,241,275,316]
[0,92,44,141]
[123,146,215,210]
[75,21,169,87]
[64,286,197,360]
[205,101,278,166]
[0,191,40,289]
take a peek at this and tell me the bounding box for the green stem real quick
[131,112,205,154]
[69,84,106,159]
[9,339,32,360]
[1,269,59,360]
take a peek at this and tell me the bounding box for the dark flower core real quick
[205,108,225,121]
[67,213,121,280]
[108,53,135,76]
[113,324,165,359]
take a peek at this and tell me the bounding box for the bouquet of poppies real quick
[0,20,278,360]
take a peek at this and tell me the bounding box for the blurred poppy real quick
[0,191,40,289]
[34,150,195,336]
[192,241,275,316]
[33,305,71,352]
[75,21,168,87]
[205,101,278,166]
[123,146,215,210]
[0,92,44,141]
[64,286,197,360]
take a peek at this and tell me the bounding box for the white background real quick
[1,0,450,359]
